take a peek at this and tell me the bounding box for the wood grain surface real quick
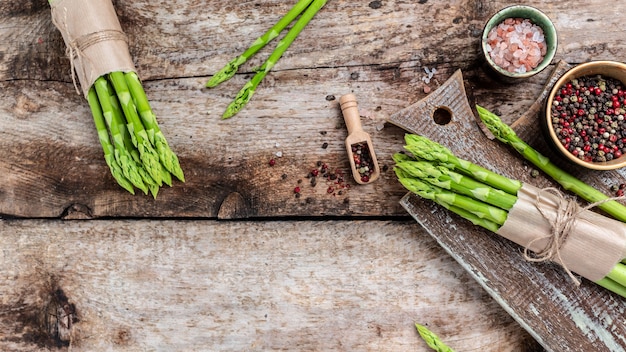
[0,220,539,351]
[2,0,626,350]
[4,0,625,219]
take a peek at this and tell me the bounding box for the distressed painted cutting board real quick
[388,66,626,352]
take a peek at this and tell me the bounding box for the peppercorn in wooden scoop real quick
[340,94,380,184]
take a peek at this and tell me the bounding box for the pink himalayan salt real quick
[486,17,547,74]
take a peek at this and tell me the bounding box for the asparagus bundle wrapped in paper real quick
[395,134,626,298]
[49,0,184,197]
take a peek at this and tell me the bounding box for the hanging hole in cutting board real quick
[432,106,453,125]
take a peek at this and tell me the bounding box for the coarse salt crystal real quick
[486,18,546,74]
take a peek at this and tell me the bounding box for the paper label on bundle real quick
[497,184,626,282]
[51,0,136,97]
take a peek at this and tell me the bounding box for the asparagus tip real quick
[149,184,159,199]
[415,323,454,352]
[222,98,247,119]
[206,57,241,88]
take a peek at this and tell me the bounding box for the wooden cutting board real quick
[388,65,626,352]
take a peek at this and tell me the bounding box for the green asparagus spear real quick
[396,172,509,226]
[222,0,327,119]
[443,202,502,233]
[476,105,626,223]
[415,323,455,352]
[596,276,626,299]
[391,152,413,164]
[395,164,501,232]
[107,71,164,185]
[403,134,522,195]
[87,86,136,194]
[206,0,315,88]
[606,262,626,290]
[395,158,518,210]
[93,77,149,194]
[397,174,500,232]
[107,84,161,198]
[124,71,185,182]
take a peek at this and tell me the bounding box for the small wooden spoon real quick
[340,94,380,184]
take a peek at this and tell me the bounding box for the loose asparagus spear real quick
[107,71,164,186]
[415,323,455,352]
[124,71,185,182]
[87,86,136,194]
[403,134,522,195]
[395,157,518,210]
[206,0,315,88]
[222,0,327,119]
[93,77,149,194]
[476,105,626,223]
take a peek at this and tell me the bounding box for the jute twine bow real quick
[525,187,626,286]
[52,7,129,95]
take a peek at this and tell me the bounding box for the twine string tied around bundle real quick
[52,6,129,94]
[525,187,626,286]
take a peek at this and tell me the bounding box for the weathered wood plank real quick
[2,1,624,82]
[2,0,624,218]
[0,68,486,218]
[0,69,413,218]
[0,64,584,219]
[0,219,540,351]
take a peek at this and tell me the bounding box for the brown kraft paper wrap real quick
[50,0,136,97]
[497,183,626,282]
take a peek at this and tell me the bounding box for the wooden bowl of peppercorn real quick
[545,60,626,170]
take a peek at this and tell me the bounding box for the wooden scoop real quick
[340,94,380,184]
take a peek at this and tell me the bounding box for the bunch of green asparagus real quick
[49,0,184,197]
[88,72,185,197]
[394,133,626,298]
[206,0,327,118]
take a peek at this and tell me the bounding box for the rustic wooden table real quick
[2,1,625,351]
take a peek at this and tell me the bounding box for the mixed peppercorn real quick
[275,158,351,199]
[551,74,626,163]
[351,141,376,183]
[305,160,350,197]
[611,183,626,197]
[268,133,383,198]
